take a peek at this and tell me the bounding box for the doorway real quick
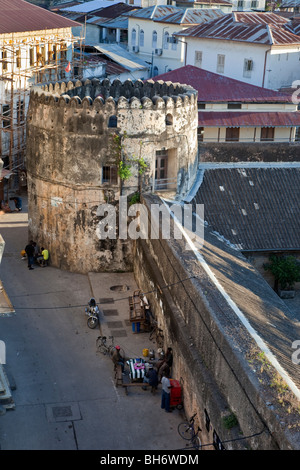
[155,150,168,190]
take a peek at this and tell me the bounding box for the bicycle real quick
[178,413,202,450]
[149,320,164,348]
[96,336,125,359]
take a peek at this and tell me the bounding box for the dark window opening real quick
[166,114,173,126]
[2,104,10,128]
[226,127,239,142]
[198,127,204,142]
[260,127,274,141]
[228,103,242,109]
[102,165,118,185]
[108,115,117,128]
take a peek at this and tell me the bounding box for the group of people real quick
[143,347,174,412]
[24,240,49,270]
[111,344,174,412]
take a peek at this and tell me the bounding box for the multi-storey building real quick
[0,0,80,196]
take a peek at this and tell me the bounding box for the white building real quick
[228,0,265,10]
[152,65,300,143]
[176,12,300,90]
[127,5,225,76]
[0,0,80,190]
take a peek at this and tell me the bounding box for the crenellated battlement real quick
[26,76,199,274]
[30,77,197,111]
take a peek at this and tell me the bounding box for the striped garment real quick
[127,359,145,381]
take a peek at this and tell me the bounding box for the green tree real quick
[264,255,300,291]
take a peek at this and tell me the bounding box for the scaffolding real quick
[0,29,85,197]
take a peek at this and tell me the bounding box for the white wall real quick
[128,18,187,75]
[266,48,300,90]
[185,37,300,89]
[229,0,265,10]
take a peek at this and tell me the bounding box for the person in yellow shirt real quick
[38,247,49,267]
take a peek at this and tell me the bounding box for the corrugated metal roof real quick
[198,111,300,127]
[152,65,292,103]
[95,15,129,29]
[91,3,137,19]
[92,44,149,71]
[234,12,288,25]
[177,13,300,44]
[193,168,300,251]
[125,5,178,20]
[279,0,300,7]
[154,8,225,25]
[284,17,300,35]
[0,0,80,34]
[60,0,123,13]
[50,1,81,12]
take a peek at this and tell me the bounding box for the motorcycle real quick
[85,298,100,329]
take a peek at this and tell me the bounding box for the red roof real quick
[152,65,292,103]
[0,0,80,34]
[198,111,300,127]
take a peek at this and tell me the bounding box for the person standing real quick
[9,196,22,211]
[143,364,159,393]
[25,240,35,270]
[161,371,172,413]
[111,345,125,373]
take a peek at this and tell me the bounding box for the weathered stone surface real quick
[26,78,198,273]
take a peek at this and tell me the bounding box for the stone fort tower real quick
[26,78,198,273]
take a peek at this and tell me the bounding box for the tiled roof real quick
[0,0,79,34]
[151,65,292,103]
[176,13,300,45]
[193,168,300,251]
[198,111,300,127]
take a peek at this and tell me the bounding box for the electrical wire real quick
[177,426,267,451]
[10,275,196,310]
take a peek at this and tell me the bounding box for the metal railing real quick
[153,177,177,191]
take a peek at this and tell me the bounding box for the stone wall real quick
[198,142,300,163]
[25,78,198,273]
[133,194,300,450]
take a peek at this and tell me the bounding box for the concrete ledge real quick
[0,281,15,317]
[0,365,15,411]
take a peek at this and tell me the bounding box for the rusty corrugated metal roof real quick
[198,111,300,127]
[176,13,300,44]
[125,5,179,20]
[152,65,292,103]
[0,0,80,34]
[91,3,138,19]
[154,8,225,25]
[285,17,300,35]
[234,12,288,25]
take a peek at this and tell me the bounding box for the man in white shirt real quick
[161,371,172,412]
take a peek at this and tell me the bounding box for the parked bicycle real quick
[96,336,124,358]
[149,320,164,348]
[178,413,202,450]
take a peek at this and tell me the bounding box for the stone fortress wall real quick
[25,78,198,273]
